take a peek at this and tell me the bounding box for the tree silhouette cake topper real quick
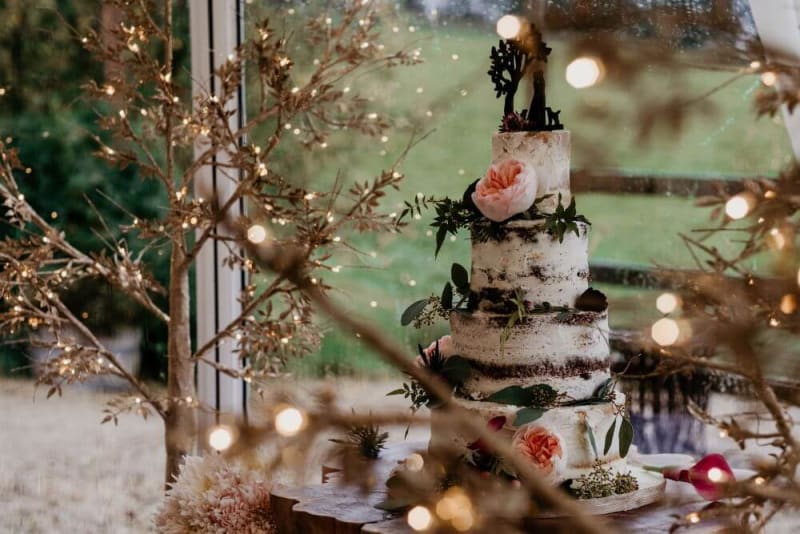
[488,20,563,133]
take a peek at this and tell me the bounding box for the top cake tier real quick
[492,130,571,213]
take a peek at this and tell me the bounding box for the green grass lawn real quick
[267,13,793,377]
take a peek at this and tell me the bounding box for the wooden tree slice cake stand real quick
[269,441,712,534]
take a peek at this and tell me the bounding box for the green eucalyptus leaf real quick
[401,299,429,326]
[440,355,471,385]
[566,196,577,217]
[603,418,617,455]
[441,282,453,310]
[435,226,447,257]
[485,385,533,406]
[585,419,599,460]
[619,417,634,458]
[593,378,614,400]
[514,407,544,426]
[451,262,469,291]
[387,388,405,396]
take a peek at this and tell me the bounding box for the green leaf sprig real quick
[544,193,591,243]
[400,263,473,328]
[387,340,472,413]
[484,383,560,426]
[396,194,479,256]
[571,461,639,499]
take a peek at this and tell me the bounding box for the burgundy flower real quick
[468,415,507,454]
[661,454,735,500]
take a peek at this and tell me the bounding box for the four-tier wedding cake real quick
[428,129,631,485]
[393,22,641,496]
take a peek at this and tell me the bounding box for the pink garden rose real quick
[471,159,538,222]
[512,425,564,477]
[415,335,454,367]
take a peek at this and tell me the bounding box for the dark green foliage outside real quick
[0,1,191,380]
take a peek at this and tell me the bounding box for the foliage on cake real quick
[570,462,639,499]
[545,194,591,243]
[580,401,634,462]
[471,159,539,222]
[400,262,475,330]
[388,337,471,413]
[398,187,590,256]
[485,384,560,426]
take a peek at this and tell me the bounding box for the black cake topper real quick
[488,21,563,133]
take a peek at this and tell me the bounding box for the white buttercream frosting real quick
[450,310,609,361]
[470,220,589,310]
[450,308,610,399]
[491,131,571,212]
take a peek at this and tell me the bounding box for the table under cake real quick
[269,441,726,534]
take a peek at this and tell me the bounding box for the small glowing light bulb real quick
[405,453,424,471]
[769,227,787,250]
[761,71,777,87]
[496,15,522,40]
[725,193,755,219]
[651,318,680,346]
[407,505,433,531]
[452,510,474,532]
[566,56,603,89]
[707,467,727,482]
[208,425,235,451]
[656,293,679,314]
[275,406,305,436]
[247,224,268,244]
[780,294,797,314]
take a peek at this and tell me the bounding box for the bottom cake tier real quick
[429,393,631,485]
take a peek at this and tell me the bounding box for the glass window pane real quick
[244,1,787,367]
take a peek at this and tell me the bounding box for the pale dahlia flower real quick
[155,454,275,534]
[512,425,564,479]
[472,159,538,222]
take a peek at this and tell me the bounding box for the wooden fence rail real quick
[571,169,752,197]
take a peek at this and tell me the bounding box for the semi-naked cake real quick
[392,20,648,501]
[429,130,628,485]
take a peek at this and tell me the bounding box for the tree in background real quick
[0,1,191,379]
[0,0,419,483]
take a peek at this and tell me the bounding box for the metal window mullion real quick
[189,0,247,443]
